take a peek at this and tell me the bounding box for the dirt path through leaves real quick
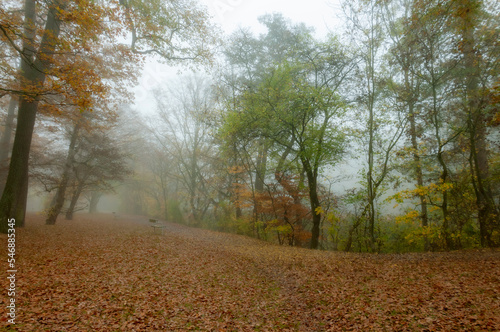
[1,214,499,331]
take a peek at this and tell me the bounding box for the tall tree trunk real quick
[0,97,18,193]
[365,1,378,251]
[88,191,102,213]
[254,139,268,192]
[46,119,81,224]
[431,80,452,249]
[367,66,377,252]
[308,180,321,250]
[438,151,451,248]
[65,182,84,220]
[302,158,321,249]
[293,169,306,247]
[409,110,429,249]
[162,187,168,221]
[0,0,66,232]
[403,62,430,250]
[188,128,199,224]
[388,0,429,250]
[0,100,38,231]
[460,0,498,247]
[252,139,268,234]
[235,203,242,219]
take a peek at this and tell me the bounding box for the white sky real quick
[200,0,342,38]
[133,0,344,113]
[129,1,382,201]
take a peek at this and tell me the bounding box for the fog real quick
[3,0,499,251]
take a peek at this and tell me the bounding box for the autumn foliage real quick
[1,213,499,330]
[229,167,312,246]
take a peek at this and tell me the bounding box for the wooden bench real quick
[149,219,166,235]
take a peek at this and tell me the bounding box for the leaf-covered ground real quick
[1,214,499,331]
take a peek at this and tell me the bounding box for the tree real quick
[217,14,357,248]
[379,0,499,249]
[44,112,83,224]
[454,0,500,246]
[0,97,17,193]
[341,0,407,251]
[383,0,430,249]
[218,14,316,222]
[43,106,131,223]
[151,75,216,225]
[64,128,131,220]
[0,0,218,232]
[222,60,348,249]
[1,0,126,230]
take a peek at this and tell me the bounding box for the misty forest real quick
[1,0,499,330]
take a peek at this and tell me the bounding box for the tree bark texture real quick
[0,0,66,232]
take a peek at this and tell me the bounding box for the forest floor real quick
[1,214,499,331]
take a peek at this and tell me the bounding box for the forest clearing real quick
[1,0,499,329]
[1,214,499,331]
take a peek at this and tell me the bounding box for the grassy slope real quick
[1,214,499,331]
